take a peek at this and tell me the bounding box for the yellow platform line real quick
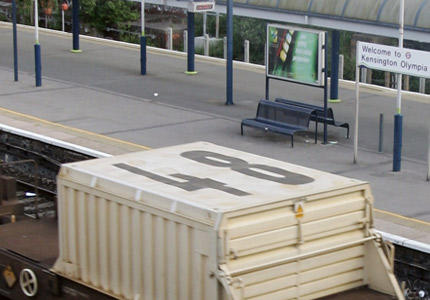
[375,208,430,226]
[0,107,151,150]
[1,107,428,227]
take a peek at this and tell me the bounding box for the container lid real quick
[60,142,363,216]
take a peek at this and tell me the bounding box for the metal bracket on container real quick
[293,198,305,245]
[229,248,238,260]
[381,240,396,270]
[216,266,238,300]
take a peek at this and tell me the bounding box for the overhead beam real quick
[141,0,430,42]
[212,5,430,43]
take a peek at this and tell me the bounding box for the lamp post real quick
[186,11,197,75]
[71,0,81,52]
[61,2,69,32]
[140,0,146,75]
[12,0,18,81]
[225,0,233,105]
[34,0,42,86]
[393,0,404,171]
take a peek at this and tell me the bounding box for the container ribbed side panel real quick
[56,184,214,300]
[77,191,89,283]
[221,189,371,300]
[88,194,98,287]
[98,195,109,291]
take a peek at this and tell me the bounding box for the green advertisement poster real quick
[267,25,323,86]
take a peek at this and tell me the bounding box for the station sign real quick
[188,0,215,12]
[357,41,430,78]
[136,0,214,12]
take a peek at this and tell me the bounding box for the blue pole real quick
[393,114,403,171]
[225,0,233,105]
[71,0,81,52]
[186,12,197,75]
[12,0,18,81]
[323,32,328,144]
[140,36,146,75]
[140,0,146,75]
[330,30,340,102]
[34,44,42,87]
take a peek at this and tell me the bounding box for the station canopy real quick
[145,0,430,43]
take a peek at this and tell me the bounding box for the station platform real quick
[0,23,429,249]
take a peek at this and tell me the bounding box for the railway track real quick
[0,127,428,299]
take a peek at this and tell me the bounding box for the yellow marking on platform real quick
[0,108,428,228]
[375,208,430,226]
[0,107,151,150]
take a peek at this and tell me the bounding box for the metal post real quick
[12,0,18,82]
[34,0,42,87]
[45,12,47,28]
[167,27,173,50]
[215,12,219,39]
[354,66,360,164]
[339,54,344,79]
[203,12,207,36]
[264,31,268,100]
[244,40,249,63]
[404,75,410,91]
[35,0,39,44]
[34,44,42,87]
[427,129,430,181]
[385,72,391,87]
[419,77,426,93]
[71,0,81,52]
[62,8,65,31]
[361,67,367,83]
[393,114,403,171]
[378,113,384,152]
[204,34,209,56]
[30,0,33,24]
[183,30,188,52]
[264,44,266,66]
[225,0,233,105]
[186,11,197,75]
[393,0,404,172]
[323,32,328,144]
[223,36,227,59]
[140,0,146,75]
[329,30,340,102]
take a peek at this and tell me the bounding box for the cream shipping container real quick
[53,142,404,299]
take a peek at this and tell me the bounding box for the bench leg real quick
[241,124,244,136]
[346,125,350,139]
[291,136,294,148]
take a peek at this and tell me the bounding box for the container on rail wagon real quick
[53,142,403,300]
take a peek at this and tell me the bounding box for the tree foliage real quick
[195,14,266,64]
[80,0,139,35]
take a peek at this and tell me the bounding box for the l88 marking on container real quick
[114,163,250,196]
[113,150,314,197]
[181,151,314,185]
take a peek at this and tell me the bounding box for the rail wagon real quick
[0,142,403,299]
[53,142,402,299]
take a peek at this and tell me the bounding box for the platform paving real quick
[0,24,429,244]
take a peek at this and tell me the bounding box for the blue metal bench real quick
[241,100,314,147]
[275,98,350,139]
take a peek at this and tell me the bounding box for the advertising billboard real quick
[267,25,325,86]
